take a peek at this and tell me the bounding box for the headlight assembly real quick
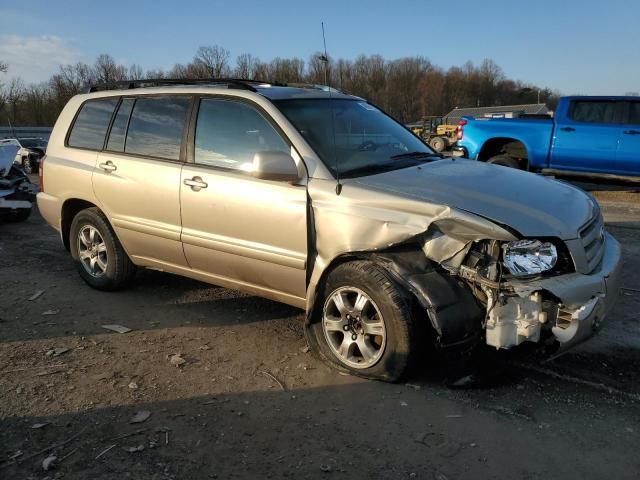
[503,239,558,276]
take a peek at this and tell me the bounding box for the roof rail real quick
[85,78,275,93]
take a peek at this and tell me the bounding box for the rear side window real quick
[569,101,619,124]
[628,102,640,124]
[67,98,119,150]
[106,98,135,152]
[125,96,191,161]
[194,98,289,170]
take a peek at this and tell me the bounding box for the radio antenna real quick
[320,22,341,195]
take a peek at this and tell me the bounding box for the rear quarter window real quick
[124,96,191,161]
[67,98,119,150]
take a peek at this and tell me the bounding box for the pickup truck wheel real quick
[69,208,136,291]
[429,136,446,152]
[305,261,418,382]
[487,154,520,169]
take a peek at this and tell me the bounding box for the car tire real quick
[21,157,33,174]
[305,260,418,382]
[5,207,32,222]
[69,207,136,291]
[429,136,446,152]
[487,154,520,169]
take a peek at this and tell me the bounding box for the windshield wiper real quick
[341,157,431,178]
[390,151,444,160]
[340,163,400,178]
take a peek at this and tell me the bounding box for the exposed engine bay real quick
[456,239,610,351]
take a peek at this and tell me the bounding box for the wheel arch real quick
[478,137,530,169]
[307,245,483,348]
[60,198,102,251]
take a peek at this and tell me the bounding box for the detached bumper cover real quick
[512,233,622,349]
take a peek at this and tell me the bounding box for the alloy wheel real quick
[322,287,387,369]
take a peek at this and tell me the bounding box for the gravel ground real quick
[1,184,639,479]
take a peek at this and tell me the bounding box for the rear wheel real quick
[69,208,136,291]
[305,261,418,382]
[487,154,521,168]
[429,136,447,152]
[5,207,32,222]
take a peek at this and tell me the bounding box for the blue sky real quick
[1,0,639,95]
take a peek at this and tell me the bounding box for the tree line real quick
[0,45,560,128]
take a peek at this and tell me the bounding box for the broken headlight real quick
[503,239,557,276]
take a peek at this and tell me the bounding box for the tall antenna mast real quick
[320,22,341,194]
[321,22,329,87]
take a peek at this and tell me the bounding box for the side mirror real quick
[251,151,299,182]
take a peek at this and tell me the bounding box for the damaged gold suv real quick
[38,79,622,381]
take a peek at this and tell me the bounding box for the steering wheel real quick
[357,141,377,152]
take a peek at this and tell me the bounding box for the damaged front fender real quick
[305,178,517,345]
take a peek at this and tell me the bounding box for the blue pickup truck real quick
[456,96,640,180]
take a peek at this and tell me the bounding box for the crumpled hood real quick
[350,159,596,239]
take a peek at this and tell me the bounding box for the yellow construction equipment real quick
[410,116,458,152]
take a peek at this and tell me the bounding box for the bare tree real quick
[145,68,166,79]
[269,57,305,83]
[93,54,127,83]
[128,64,144,80]
[0,50,561,128]
[194,46,230,77]
[235,53,260,79]
[307,52,332,85]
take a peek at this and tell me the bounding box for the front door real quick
[179,97,307,306]
[93,95,192,267]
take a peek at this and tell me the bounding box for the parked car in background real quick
[0,137,48,174]
[0,141,36,221]
[38,80,621,383]
[456,96,640,180]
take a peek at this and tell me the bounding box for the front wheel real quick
[305,261,418,382]
[69,208,136,291]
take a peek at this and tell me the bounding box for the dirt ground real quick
[1,184,640,479]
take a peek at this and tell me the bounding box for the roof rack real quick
[85,78,275,94]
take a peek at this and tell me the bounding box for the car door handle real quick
[183,176,208,191]
[624,129,640,135]
[99,161,117,172]
[559,127,576,132]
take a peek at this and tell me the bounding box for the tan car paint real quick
[38,85,622,352]
[179,161,308,304]
[93,151,189,268]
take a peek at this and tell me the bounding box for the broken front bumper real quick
[507,233,622,350]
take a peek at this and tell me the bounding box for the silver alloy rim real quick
[77,225,108,277]
[322,287,386,369]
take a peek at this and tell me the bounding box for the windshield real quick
[18,138,47,148]
[274,99,435,178]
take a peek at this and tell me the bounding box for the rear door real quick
[179,96,307,305]
[615,100,640,176]
[93,95,192,268]
[550,99,624,173]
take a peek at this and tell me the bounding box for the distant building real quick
[442,103,550,125]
